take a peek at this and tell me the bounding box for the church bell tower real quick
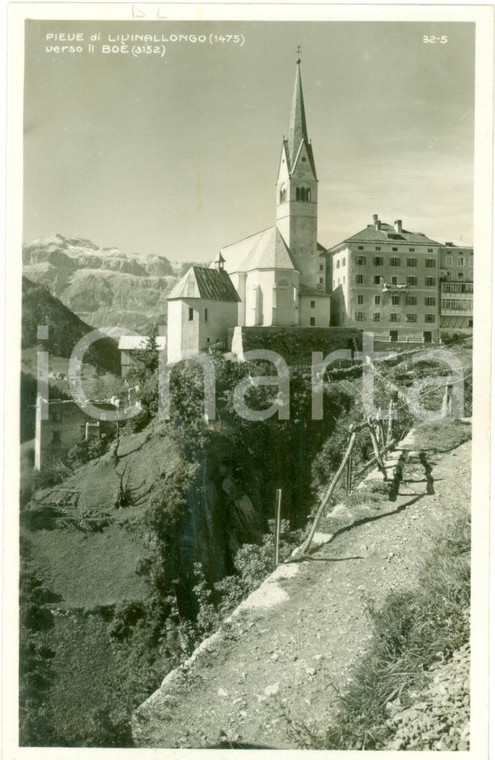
[276,55,319,289]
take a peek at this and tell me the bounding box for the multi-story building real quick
[326,216,442,343]
[439,242,473,334]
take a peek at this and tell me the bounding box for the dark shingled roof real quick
[327,221,442,252]
[168,266,240,302]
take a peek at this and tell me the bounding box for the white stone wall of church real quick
[167,298,201,362]
[244,269,299,327]
[167,300,187,363]
[197,301,239,351]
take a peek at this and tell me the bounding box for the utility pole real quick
[34,394,42,471]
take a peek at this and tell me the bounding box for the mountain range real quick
[23,233,196,334]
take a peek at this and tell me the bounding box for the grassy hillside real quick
[19,342,473,747]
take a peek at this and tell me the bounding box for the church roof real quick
[283,63,317,179]
[168,266,240,302]
[299,284,331,297]
[287,63,308,166]
[217,226,297,274]
[327,221,442,252]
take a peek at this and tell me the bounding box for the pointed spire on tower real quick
[287,49,309,166]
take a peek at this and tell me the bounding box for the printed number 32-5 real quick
[423,35,448,44]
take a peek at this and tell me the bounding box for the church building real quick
[167,59,331,363]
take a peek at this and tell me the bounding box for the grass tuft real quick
[413,418,471,452]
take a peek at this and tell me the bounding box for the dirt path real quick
[133,439,471,749]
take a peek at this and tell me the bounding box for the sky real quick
[23,20,475,260]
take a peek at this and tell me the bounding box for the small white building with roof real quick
[167,264,240,362]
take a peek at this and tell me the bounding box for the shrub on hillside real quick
[190,520,304,643]
[67,436,111,468]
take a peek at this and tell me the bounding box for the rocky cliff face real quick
[22,233,193,333]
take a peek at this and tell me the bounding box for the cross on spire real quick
[296,45,302,64]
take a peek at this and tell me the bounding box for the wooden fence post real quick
[367,419,388,480]
[386,399,394,445]
[274,489,282,569]
[296,428,357,557]
[345,454,352,494]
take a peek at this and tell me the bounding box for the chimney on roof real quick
[373,214,381,231]
[394,219,403,233]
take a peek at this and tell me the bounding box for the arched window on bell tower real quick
[279,186,287,203]
[296,186,311,202]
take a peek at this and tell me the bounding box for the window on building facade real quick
[374,295,381,305]
[442,282,473,294]
[356,274,364,284]
[407,276,417,286]
[188,308,194,321]
[375,246,381,251]
[355,312,366,321]
[279,187,287,203]
[373,275,381,284]
[319,277,324,284]
[425,259,436,268]
[310,300,315,308]
[458,272,464,280]
[425,314,436,323]
[409,248,415,252]
[391,276,398,285]
[390,257,401,266]
[358,246,364,250]
[356,256,366,265]
[373,256,383,266]
[427,248,433,253]
[446,256,453,265]
[342,257,346,265]
[357,294,364,304]
[425,297,436,306]
[406,313,417,322]
[425,277,436,286]
[407,258,417,267]
[390,313,398,322]
[391,295,400,305]
[319,264,324,271]
[442,299,473,311]
[373,313,381,322]
[204,308,208,322]
[310,317,316,326]
[458,257,465,266]
[336,260,340,269]
[392,247,398,252]
[406,295,417,305]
